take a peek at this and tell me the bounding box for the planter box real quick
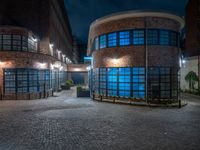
[61,85,70,90]
[77,90,90,97]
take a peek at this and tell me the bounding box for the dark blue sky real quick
[64,0,188,44]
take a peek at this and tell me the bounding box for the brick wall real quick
[89,16,181,68]
[185,0,199,57]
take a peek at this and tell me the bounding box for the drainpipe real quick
[145,17,148,104]
[198,55,200,91]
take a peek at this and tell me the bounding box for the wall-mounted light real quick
[74,68,81,71]
[182,60,186,64]
[38,62,47,69]
[86,66,92,71]
[32,38,38,42]
[49,43,54,47]
[57,50,61,53]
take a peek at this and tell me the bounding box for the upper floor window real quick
[160,30,169,45]
[13,35,21,51]
[28,37,37,52]
[148,29,158,45]
[3,34,11,50]
[94,37,99,50]
[0,34,38,52]
[100,35,107,49]
[108,32,117,47]
[170,32,177,46]
[133,30,145,45]
[119,31,130,46]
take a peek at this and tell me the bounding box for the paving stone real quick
[0,88,199,150]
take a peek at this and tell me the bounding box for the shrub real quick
[185,71,199,92]
[66,80,73,87]
[77,86,82,92]
[68,79,74,86]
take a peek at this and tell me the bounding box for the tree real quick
[185,71,199,92]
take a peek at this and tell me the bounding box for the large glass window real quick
[29,69,38,92]
[93,68,99,94]
[147,29,158,45]
[99,35,107,49]
[107,68,118,96]
[108,32,117,47]
[4,69,53,94]
[118,68,131,97]
[119,31,130,46]
[17,70,28,93]
[132,67,145,98]
[4,69,16,94]
[133,30,145,45]
[99,68,107,95]
[160,30,169,45]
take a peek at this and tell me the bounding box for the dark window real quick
[3,34,11,50]
[160,30,169,45]
[170,32,177,46]
[148,29,158,45]
[133,30,145,45]
[13,35,22,51]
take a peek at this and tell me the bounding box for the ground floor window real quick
[91,67,178,100]
[3,68,67,94]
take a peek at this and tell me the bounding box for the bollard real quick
[178,100,181,108]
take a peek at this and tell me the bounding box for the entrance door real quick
[71,73,84,85]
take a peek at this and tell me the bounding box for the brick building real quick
[185,0,200,57]
[87,11,184,104]
[0,0,79,100]
[180,0,200,92]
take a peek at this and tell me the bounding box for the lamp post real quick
[145,17,148,104]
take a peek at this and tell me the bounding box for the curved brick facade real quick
[88,11,184,103]
[0,26,68,100]
[88,15,183,68]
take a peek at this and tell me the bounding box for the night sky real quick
[64,0,188,44]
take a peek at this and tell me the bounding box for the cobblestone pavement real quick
[0,89,200,150]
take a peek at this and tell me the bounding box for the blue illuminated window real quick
[119,31,130,46]
[118,67,131,97]
[160,30,169,45]
[148,29,158,45]
[100,35,107,49]
[133,30,145,45]
[170,32,177,46]
[107,68,118,96]
[108,32,117,47]
[132,67,145,98]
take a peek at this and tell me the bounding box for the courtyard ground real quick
[0,88,200,150]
